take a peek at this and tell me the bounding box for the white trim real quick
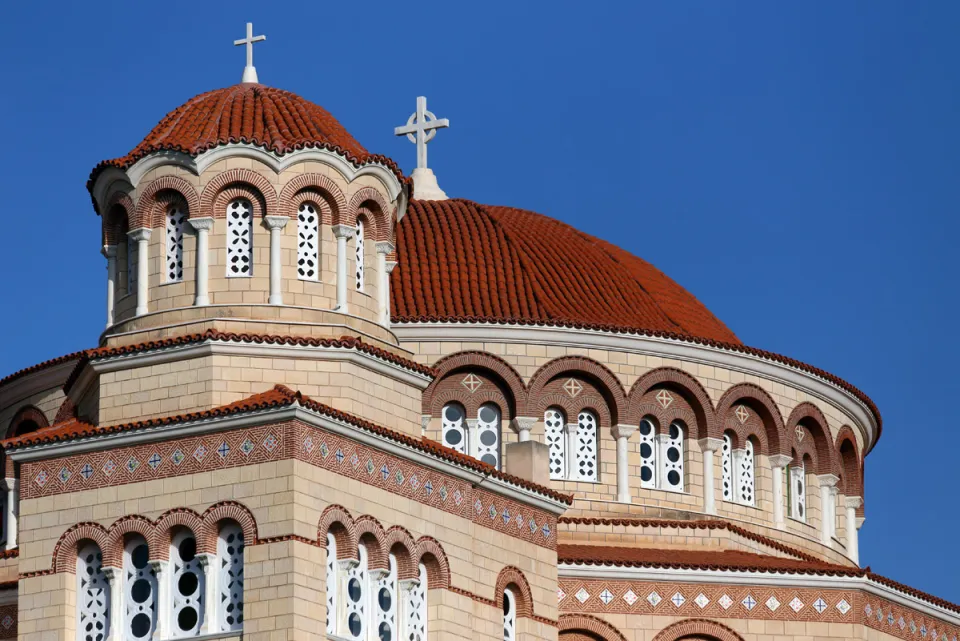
[393,322,877,452]
[559,563,960,627]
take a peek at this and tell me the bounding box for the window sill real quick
[183,630,242,641]
[159,279,185,287]
[640,486,687,495]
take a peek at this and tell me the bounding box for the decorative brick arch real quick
[136,175,201,227]
[199,168,278,219]
[7,405,48,438]
[202,500,259,551]
[493,566,533,618]
[354,515,388,571]
[54,397,77,424]
[527,356,625,424]
[425,351,527,414]
[104,515,155,568]
[652,618,745,641]
[317,504,358,560]
[532,393,613,428]
[627,367,716,435]
[787,402,837,475]
[836,426,863,498]
[715,383,787,455]
[348,187,392,240]
[279,173,347,222]
[105,191,137,235]
[383,526,417,580]
[411,536,450,589]
[152,508,205,559]
[559,614,628,641]
[53,522,110,574]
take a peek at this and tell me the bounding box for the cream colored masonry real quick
[16,459,559,641]
[397,323,874,564]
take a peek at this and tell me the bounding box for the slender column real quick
[332,225,355,313]
[511,417,537,443]
[128,228,152,316]
[466,418,478,459]
[102,245,117,328]
[844,496,862,565]
[197,553,217,632]
[376,242,396,326]
[612,425,638,503]
[264,216,290,305]
[816,474,839,545]
[768,455,792,530]
[697,438,723,515]
[150,560,169,639]
[102,567,122,641]
[188,217,214,306]
[2,479,17,550]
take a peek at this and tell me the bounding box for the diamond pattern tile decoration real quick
[789,597,804,613]
[263,434,279,452]
[241,439,255,456]
[542,523,551,538]
[695,593,709,609]
[320,441,330,458]
[766,596,781,612]
[1,616,12,629]
[148,453,162,470]
[623,590,638,606]
[424,480,433,495]
[126,457,140,473]
[735,404,750,424]
[813,598,828,614]
[742,595,757,611]
[575,588,590,604]
[103,460,117,476]
[488,505,498,520]
[502,508,511,524]
[529,519,538,534]
[864,604,872,617]
[563,378,584,398]
[80,464,94,480]
[334,448,344,464]
[365,458,375,476]
[558,588,566,602]
[303,436,315,454]
[656,389,674,409]
[193,444,207,462]
[350,453,360,468]
[58,467,71,484]
[35,470,48,487]
[515,514,524,529]
[395,469,405,485]
[474,499,483,514]
[647,592,662,607]
[439,486,448,502]
[217,442,230,459]
[836,599,851,615]
[453,489,462,505]
[599,589,614,605]
[410,474,420,490]
[671,592,685,608]
[380,463,389,480]
[461,373,483,392]
[718,594,733,610]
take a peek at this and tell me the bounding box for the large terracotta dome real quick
[392,198,741,344]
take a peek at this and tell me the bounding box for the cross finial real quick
[234,22,266,84]
[394,97,450,200]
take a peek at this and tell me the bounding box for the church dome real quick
[391,198,741,344]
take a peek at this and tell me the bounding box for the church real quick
[0,22,954,641]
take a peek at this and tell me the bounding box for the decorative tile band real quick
[0,604,15,639]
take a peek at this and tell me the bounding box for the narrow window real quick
[503,589,516,641]
[226,199,253,277]
[475,403,502,470]
[77,542,110,641]
[659,421,684,492]
[123,536,157,641]
[372,554,397,641]
[326,533,337,635]
[638,418,657,489]
[441,403,467,455]
[297,202,319,280]
[165,205,185,283]
[736,439,756,506]
[127,234,138,294]
[217,523,244,632]
[170,529,203,636]
[544,408,567,480]
[355,218,365,291]
[789,462,806,522]
[404,563,427,641]
[721,432,734,502]
[343,544,367,639]
[574,410,598,481]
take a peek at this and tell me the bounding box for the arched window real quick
[544,407,567,480]
[660,421,684,492]
[355,218,365,291]
[297,202,319,281]
[325,533,337,636]
[77,542,109,641]
[226,199,253,277]
[169,529,203,637]
[737,438,756,506]
[165,205,185,283]
[788,460,806,522]
[574,410,598,482]
[503,588,516,641]
[475,403,501,470]
[404,563,427,641]
[343,544,368,639]
[123,536,157,641]
[372,554,398,641]
[441,403,467,455]
[638,418,658,489]
[721,432,734,502]
[217,523,244,632]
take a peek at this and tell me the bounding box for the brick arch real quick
[104,515,155,568]
[424,351,527,414]
[627,367,716,437]
[279,173,347,222]
[199,168,278,219]
[153,508,205,559]
[317,504,357,560]
[287,189,334,229]
[430,387,512,421]
[836,426,863,497]
[106,190,138,232]
[652,618,745,641]
[412,536,450,590]
[7,405,48,438]
[354,515,388,571]
[532,394,613,428]
[383,526,417,581]
[494,566,534,618]
[136,175,200,227]
[715,383,787,455]
[102,201,131,246]
[787,402,837,475]
[202,501,259,551]
[348,187,392,240]
[527,357,625,424]
[559,614,628,641]
[210,184,267,222]
[54,397,77,424]
[53,523,110,574]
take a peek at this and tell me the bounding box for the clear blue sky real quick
[1,1,957,601]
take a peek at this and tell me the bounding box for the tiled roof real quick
[392,199,741,344]
[88,84,405,194]
[1,384,571,505]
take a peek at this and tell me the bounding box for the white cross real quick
[234,22,266,84]
[394,96,449,169]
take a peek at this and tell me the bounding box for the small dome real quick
[392,199,741,344]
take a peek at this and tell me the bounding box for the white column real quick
[102,567,122,641]
[332,225,355,314]
[188,217,214,306]
[102,245,117,328]
[768,455,792,530]
[2,478,17,550]
[376,242,396,326]
[197,553,217,633]
[264,215,289,305]
[697,438,723,515]
[844,496,862,565]
[612,425,638,504]
[466,418,478,459]
[816,474,839,546]
[128,228,152,316]
[150,560,169,640]
[511,417,537,443]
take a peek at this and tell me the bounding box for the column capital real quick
[612,424,638,440]
[264,215,290,230]
[337,558,359,572]
[332,224,356,239]
[421,415,432,433]
[148,559,167,576]
[196,552,214,569]
[816,473,840,488]
[188,216,215,232]
[375,241,396,255]
[398,578,420,591]
[385,260,398,274]
[127,227,152,241]
[2,479,17,493]
[102,566,120,583]
[511,417,537,434]
[768,454,793,469]
[697,437,724,453]
[101,244,117,258]
[856,516,866,529]
[844,496,863,510]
